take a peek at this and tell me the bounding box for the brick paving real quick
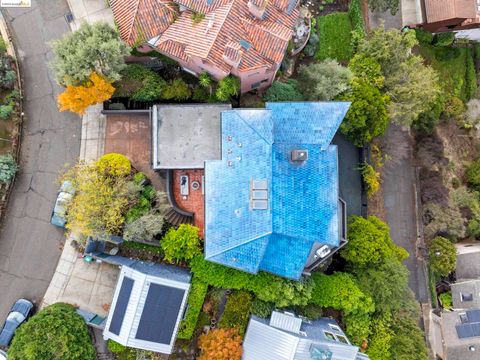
[104,113,164,189]
[173,169,205,235]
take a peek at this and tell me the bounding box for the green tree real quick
[63,155,134,239]
[219,290,253,335]
[297,60,352,101]
[367,315,394,360]
[215,76,240,101]
[368,0,399,15]
[466,158,480,191]
[355,259,410,316]
[340,79,389,147]
[389,316,428,360]
[8,303,96,360]
[358,25,440,126]
[341,216,409,268]
[0,154,18,184]
[264,80,304,102]
[161,224,201,263]
[428,236,457,276]
[50,22,129,86]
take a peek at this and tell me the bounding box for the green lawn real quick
[316,12,353,62]
[418,45,476,102]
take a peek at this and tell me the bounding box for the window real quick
[336,335,349,344]
[461,293,474,302]
[324,331,336,341]
[251,79,269,90]
[328,324,341,332]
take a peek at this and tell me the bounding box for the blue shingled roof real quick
[204,102,350,280]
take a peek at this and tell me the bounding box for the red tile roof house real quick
[110,0,299,93]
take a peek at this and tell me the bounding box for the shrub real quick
[219,291,253,335]
[264,80,304,102]
[197,328,242,360]
[95,153,131,177]
[0,154,18,184]
[366,315,393,360]
[389,316,428,360]
[340,79,390,147]
[428,236,457,277]
[414,94,445,134]
[50,22,129,86]
[161,224,201,263]
[303,32,319,57]
[8,303,96,360]
[123,212,165,243]
[415,29,433,45]
[348,54,384,88]
[215,76,240,101]
[360,163,381,197]
[107,340,126,354]
[189,255,314,307]
[177,279,208,339]
[125,196,152,223]
[439,291,453,309]
[133,171,147,184]
[115,64,166,101]
[251,298,275,318]
[466,159,480,191]
[0,104,13,120]
[162,79,191,100]
[433,32,455,47]
[465,52,477,101]
[199,72,212,88]
[298,60,352,100]
[467,219,480,239]
[341,216,408,268]
[368,0,399,15]
[423,203,466,241]
[57,72,115,115]
[295,304,323,320]
[444,96,465,120]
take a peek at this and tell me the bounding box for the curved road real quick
[0,0,80,320]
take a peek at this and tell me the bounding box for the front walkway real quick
[42,235,118,317]
[66,0,114,30]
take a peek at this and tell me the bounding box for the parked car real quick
[51,180,75,228]
[0,349,6,359]
[0,299,34,346]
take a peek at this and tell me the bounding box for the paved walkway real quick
[42,234,118,316]
[0,0,81,320]
[382,124,428,303]
[66,0,114,30]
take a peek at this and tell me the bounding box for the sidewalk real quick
[66,0,114,30]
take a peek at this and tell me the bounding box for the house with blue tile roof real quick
[204,102,351,280]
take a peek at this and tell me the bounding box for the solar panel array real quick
[456,310,480,339]
[109,277,134,335]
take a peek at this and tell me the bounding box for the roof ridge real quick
[205,232,272,258]
[231,109,273,145]
[202,0,236,61]
[127,0,143,44]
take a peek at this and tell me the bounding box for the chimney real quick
[248,0,268,19]
[222,41,242,68]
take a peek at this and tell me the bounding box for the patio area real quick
[173,169,205,235]
[104,112,164,189]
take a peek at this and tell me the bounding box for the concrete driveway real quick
[0,0,80,320]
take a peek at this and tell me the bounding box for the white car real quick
[51,180,75,228]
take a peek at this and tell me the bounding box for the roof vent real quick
[291,149,308,162]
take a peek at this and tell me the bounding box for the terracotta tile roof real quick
[424,0,476,23]
[110,0,177,46]
[112,0,298,74]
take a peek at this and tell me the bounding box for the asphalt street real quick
[0,0,80,320]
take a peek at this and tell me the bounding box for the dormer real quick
[248,0,268,19]
[222,41,242,68]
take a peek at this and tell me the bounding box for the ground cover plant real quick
[316,12,353,61]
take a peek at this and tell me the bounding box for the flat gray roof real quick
[152,104,231,169]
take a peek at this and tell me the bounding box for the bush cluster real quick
[161,224,202,263]
[219,290,253,335]
[177,279,209,339]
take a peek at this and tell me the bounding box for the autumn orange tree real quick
[197,328,242,360]
[58,72,115,115]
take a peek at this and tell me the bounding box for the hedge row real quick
[177,278,208,340]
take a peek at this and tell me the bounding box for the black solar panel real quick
[467,310,480,323]
[109,277,134,335]
[135,283,185,344]
[457,324,475,339]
